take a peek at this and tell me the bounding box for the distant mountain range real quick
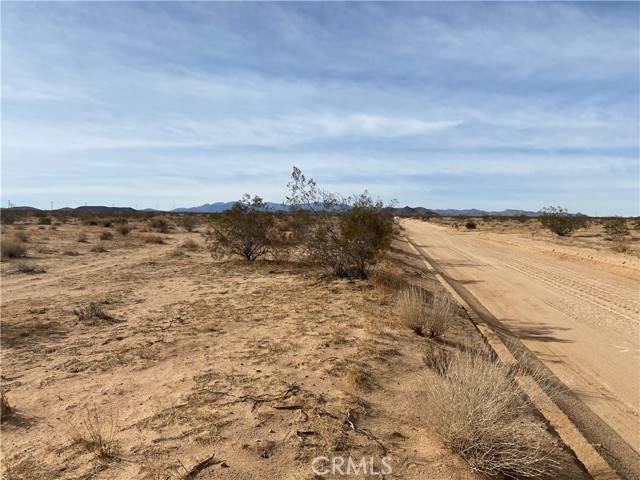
[3,204,549,217]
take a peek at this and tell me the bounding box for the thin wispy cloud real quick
[1,2,638,214]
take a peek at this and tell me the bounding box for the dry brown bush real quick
[420,352,560,478]
[2,240,27,259]
[13,262,46,274]
[73,302,114,324]
[343,366,373,394]
[396,287,429,334]
[99,231,113,241]
[68,403,118,459]
[426,291,453,338]
[116,225,131,236]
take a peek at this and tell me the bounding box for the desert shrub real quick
[116,225,131,236]
[38,216,52,225]
[1,210,19,225]
[149,217,170,233]
[208,195,273,262]
[114,217,128,225]
[632,218,640,230]
[181,215,198,232]
[420,352,560,478]
[14,262,46,274]
[82,217,99,226]
[612,237,630,253]
[77,232,89,243]
[286,168,392,278]
[539,206,588,237]
[1,240,26,259]
[144,234,165,244]
[99,231,113,241]
[102,220,113,228]
[603,217,629,239]
[73,302,113,323]
[68,403,118,459]
[465,220,476,230]
[63,250,81,256]
[90,242,107,253]
[181,238,199,250]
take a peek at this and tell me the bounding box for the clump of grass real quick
[396,288,452,337]
[1,240,26,259]
[77,232,89,243]
[420,352,560,478]
[116,225,130,236]
[422,345,450,376]
[343,366,373,394]
[426,291,454,338]
[372,267,408,293]
[149,217,171,233]
[90,242,108,253]
[13,262,46,274]
[1,392,12,421]
[396,287,430,334]
[68,403,118,459]
[73,302,114,324]
[180,238,199,250]
[144,234,165,244]
[99,231,113,241]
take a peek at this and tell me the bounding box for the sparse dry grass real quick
[420,352,560,478]
[73,302,114,324]
[422,344,450,376]
[13,262,46,274]
[425,291,453,338]
[68,403,119,459]
[343,365,373,394]
[372,266,408,293]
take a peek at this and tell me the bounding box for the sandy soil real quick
[402,219,640,455]
[0,218,524,479]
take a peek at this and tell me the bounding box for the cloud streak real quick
[1,2,638,214]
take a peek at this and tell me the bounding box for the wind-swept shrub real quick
[539,206,587,237]
[286,167,392,278]
[208,195,273,262]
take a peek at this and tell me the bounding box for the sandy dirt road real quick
[402,219,640,456]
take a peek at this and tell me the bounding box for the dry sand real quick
[403,218,640,456]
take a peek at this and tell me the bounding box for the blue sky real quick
[2,2,638,214]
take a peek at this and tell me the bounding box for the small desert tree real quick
[210,195,273,262]
[286,167,392,278]
[539,206,587,237]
